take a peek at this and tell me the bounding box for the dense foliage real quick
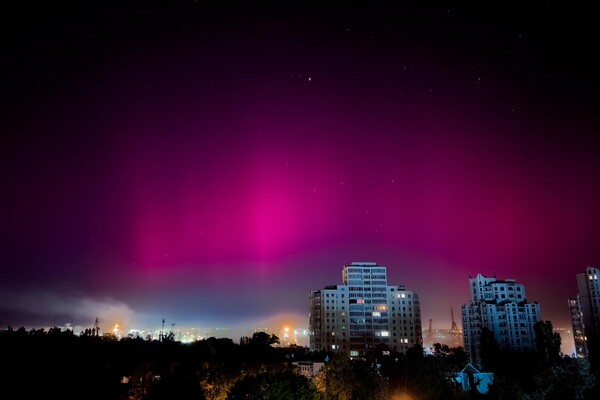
[1,323,599,399]
[481,322,598,399]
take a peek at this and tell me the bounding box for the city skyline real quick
[1,2,599,335]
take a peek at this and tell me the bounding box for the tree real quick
[447,346,468,371]
[486,376,527,400]
[227,370,319,400]
[315,354,388,400]
[534,320,562,366]
[405,344,425,363]
[162,330,176,342]
[479,327,499,371]
[386,346,466,400]
[529,358,596,400]
[248,331,280,347]
[432,343,450,358]
[315,353,355,400]
[200,369,240,400]
[351,361,388,400]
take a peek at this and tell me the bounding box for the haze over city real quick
[1,1,598,338]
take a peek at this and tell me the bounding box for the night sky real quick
[1,1,599,333]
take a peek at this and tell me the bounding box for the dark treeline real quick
[477,322,598,399]
[1,322,599,399]
[0,327,294,400]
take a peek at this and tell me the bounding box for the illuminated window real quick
[381,331,389,337]
[357,299,364,304]
[350,351,359,357]
[372,312,381,317]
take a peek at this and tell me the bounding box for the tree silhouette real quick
[248,331,280,347]
[227,370,318,400]
[432,343,450,357]
[534,320,562,366]
[479,327,499,371]
[315,353,355,400]
[315,353,388,400]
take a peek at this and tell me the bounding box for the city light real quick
[390,393,416,400]
[112,323,123,339]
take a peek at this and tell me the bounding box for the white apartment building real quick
[309,262,422,357]
[462,274,541,367]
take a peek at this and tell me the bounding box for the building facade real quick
[309,262,422,357]
[461,274,541,367]
[570,266,600,361]
[292,361,325,379]
[569,296,588,358]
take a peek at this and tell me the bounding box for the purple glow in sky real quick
[1,2,599,334]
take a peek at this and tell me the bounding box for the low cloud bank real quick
[0,287,134,332]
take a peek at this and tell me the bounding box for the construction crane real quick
[450,307,458,332]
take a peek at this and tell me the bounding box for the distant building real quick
[570,266,600,361]
[461,274,541,367]
[423,328,464,350]
[309,262,422,357]
[292,361,325,379]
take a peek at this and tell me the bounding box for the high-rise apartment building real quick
[570,266,600,361]
[569,296,588,358]
[309,262,422,357]
[462,274,541,367]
